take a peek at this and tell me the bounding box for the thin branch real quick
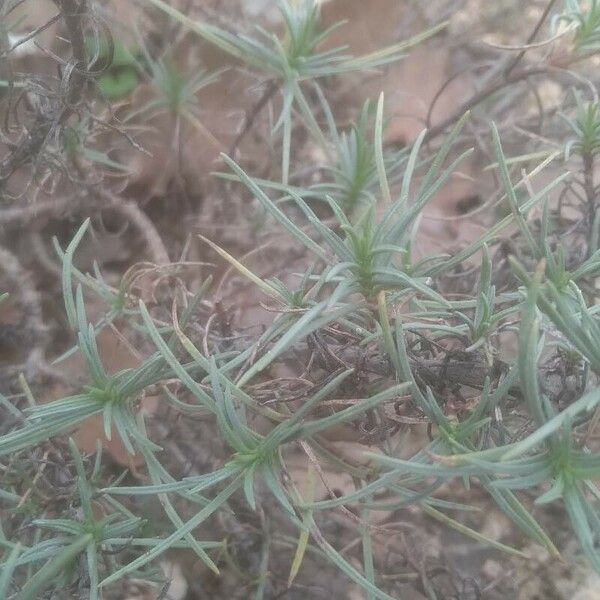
[424,65,551,142]
[228,79,280,157]
[0,244,49,379]
[503,0,559,77]
[0,13,62,59]
[0,197,71,225]
[101,193,170,265]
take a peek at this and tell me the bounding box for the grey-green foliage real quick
[219,97,410,215]
[144,0,446,183]
[560,0,600,51]
[1,111,592,596]
[5,1,600,598]
[564,93,600,160]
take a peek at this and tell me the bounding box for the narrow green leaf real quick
[17,534,93,600]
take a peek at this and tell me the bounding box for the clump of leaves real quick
[561,0,600,51]
[8,1,600,598]
[564,93,600,159]
[562,92,600,257]
[144,0,446,183]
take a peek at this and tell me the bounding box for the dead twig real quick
[0,0,90,182]
[0,243,50,379]
[229,79,280,157]
[101,193,170,265]
[0,196,71,226]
